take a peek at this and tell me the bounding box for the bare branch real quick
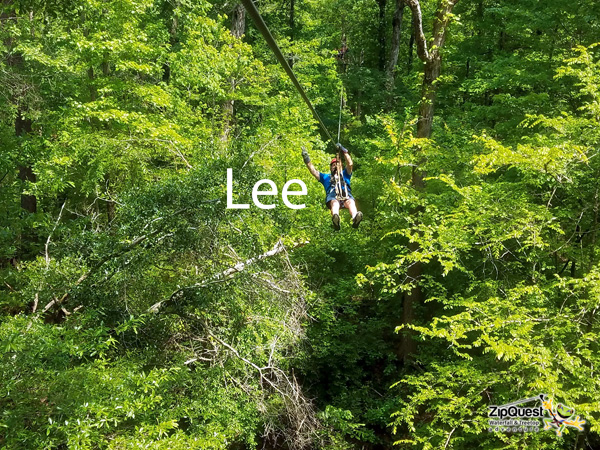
[203,324,319,449]
[404,0,460,63]
[404,0,430,63]
[242,134,280,169]
[151,239,309,312]
[164,245,316,449]
[443,427,456,449]
[45,201,66,267]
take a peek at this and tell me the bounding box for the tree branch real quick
[45,201,66,267]
[404,0,459,63]
[431,0,459,55]
[40,210,190,314]
[151,239,309,313]
[41,229,161,313]
[404,0,430,63]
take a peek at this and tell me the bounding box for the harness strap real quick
[334,149,349,201]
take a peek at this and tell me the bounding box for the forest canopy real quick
[1,0,600,449]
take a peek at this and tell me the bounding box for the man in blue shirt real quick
[302,144,363,230]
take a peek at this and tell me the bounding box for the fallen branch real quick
[150,239,309,313]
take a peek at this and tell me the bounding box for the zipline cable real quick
[337,85,343,144]
[240,0,337,149]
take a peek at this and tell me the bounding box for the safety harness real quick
[333,155,349,202]
[334,86,349,201]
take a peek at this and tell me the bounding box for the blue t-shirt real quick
[319,169,353,202]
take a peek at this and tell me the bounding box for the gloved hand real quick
[301,147,311,164]
[337,143,348,153]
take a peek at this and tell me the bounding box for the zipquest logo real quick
[488,394,586,436]
[489,403,544,419]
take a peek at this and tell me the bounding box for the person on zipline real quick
[302,144,363,230]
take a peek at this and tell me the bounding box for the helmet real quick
[330,158,338,166]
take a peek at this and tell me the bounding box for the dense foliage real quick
[1,0,599,448]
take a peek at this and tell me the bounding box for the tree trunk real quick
[160,0,178,83]
[3,4,38,259]
[417,55,441,138]
[88,67,97,101]
[16,104,37,257]
[230,3,245,40]
[105,174,115,225]
[222,3,245,141]
[4,6,36,215]
[400,0,459,363]
[407,28,414,74]
[289,0,295,42]
[386,0,405,105]
[17,164,36,214]
[376,0,387,71]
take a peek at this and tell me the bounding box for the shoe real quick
[332,214,341,231]
[352,211,363,229]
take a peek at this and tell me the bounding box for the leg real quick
[328,200,341,230]
[345,198,358,217]
[345,198,363,228]
[329,199,340,216]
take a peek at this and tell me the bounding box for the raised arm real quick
[302,148,321,181]
[338,143,353,174]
